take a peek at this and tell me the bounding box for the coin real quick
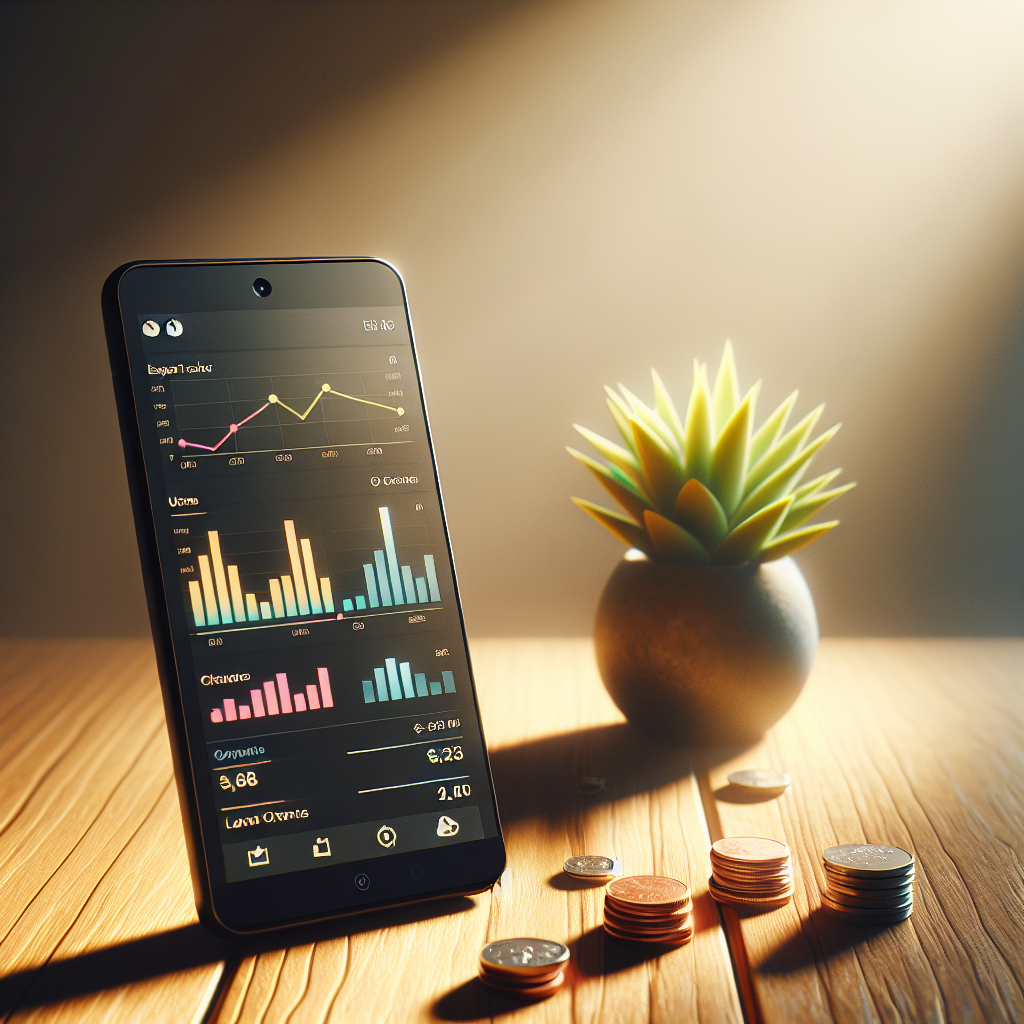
[479,939,570,978]
[821,904,913,925]
[824,890,914,911]
[821,893,914,918]
[606,875,690,911]
[564,855,622,879]
[479,965,565,988]
[709,877,794,908]
[823,845,914,878]
[728,769,792,790]
[603,920,693,945]
[825,878,914,900]
[712,837,790,865]
[603,904,690,932]
[479,970,567,999]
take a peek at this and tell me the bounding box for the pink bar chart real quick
[209,667,334,724]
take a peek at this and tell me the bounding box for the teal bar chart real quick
[361,660,456,703]
[357,507,443,611]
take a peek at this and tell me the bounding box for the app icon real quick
[247,845,270,867]
[376,825,397,848]
[436,815,460,838]
[354,873,370,890]
[313,837,331,858]
[142,320,160,337]
[166,319,183,337]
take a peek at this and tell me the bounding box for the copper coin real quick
[603,900,691,925]
[712,838,790,865]
[606,876,690,910]
[712,867,793,886]
[604,920,693,945]
[479,965,566,987]
[479,971,566,1000]
[479,939,570,977]
[709,878,793,908]
[602,909,692,933]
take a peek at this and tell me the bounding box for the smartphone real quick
[102,259,505,935]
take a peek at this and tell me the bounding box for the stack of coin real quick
[709,837,794,909]
[821,844,915,924]
[564,854,622,882]
[603,875,693,945]
[478,939,570,1000]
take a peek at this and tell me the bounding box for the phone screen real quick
[110,261,502,928]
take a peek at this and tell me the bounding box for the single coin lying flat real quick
[564,855,622,879]
[727,768,792,791]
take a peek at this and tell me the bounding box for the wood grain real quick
[2,637,1020,1023]
[701,638,1024,1024]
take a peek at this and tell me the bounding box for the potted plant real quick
[569,341,853,746]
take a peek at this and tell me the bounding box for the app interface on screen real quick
[129,305,496,882]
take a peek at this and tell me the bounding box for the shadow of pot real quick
[594,554,817,747]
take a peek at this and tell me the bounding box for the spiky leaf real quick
[619,384,679,454]
[684,361,714,485]
[712,340,740,432]
[566,447,652,522]
[651,368,685,449]
[605,388,641,461]
[644,510,709,565]
[573,424,641,483]
[748,390,797,467]
[708,385,756,516]
[673,478,728,549]
[758,521,839,562]
[744,404,824,496]
[713,496,793,565]
[778,482,855,533]
[571,498,652,554]
[732,424,840,525]
[790,468,842,504]
[631,418,686,515]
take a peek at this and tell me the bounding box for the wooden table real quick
[1,638,1021,1023]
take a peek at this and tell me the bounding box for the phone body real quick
[102,258,505,935]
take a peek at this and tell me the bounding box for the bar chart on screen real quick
[209,667,334,723]
[185,506,442,632]
[359,658,456,704]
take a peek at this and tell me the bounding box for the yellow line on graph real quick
[269,383,404,419]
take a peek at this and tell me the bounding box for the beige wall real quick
[1,0,1022,637]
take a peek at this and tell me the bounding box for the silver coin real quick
[564,855,622,878]
[821,892,913,917]
[823,845,914,878]
[823,866,915,891]
[727,769,792,790]
[822,903,913,925]
[824,890,914,911]
[480,939,570,976]
[826,877,914,900]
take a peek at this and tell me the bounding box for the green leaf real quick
[571,497,652,554]
[572,424,641,482]
[708,385,756,517]
[758,521,839,562]
[778,482,855,533]
[651,368,685,449]
[643,510,710,565]
[619,383,679,454]
[713,495,793,565]
[605,388,641,461]
[673,478,728,549]
[684,360,714,485]
[712,340,740,433]
[748,390,797,467]
[732,424,841,525]
[744,403,824,496]
[631,418,687,515]
[567,447,653,522]
[790,468,842,504]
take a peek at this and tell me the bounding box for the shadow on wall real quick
[0,0,1022,637]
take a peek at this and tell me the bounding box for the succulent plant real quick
[568,341,854,565]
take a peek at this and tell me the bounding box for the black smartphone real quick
[102,259,505,935]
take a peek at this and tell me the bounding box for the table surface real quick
[0,637,1021,1024]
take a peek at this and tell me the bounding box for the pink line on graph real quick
[318,667,334,707]
[178,402,270,451]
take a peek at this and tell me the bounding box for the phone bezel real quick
[101,258,505,935]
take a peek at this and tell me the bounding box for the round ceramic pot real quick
[594,554,817,747]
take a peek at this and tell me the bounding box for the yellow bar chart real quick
[187,519,335,628]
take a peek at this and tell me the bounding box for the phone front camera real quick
[252,278,272,298]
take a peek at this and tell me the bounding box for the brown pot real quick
[594,554,817,747]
